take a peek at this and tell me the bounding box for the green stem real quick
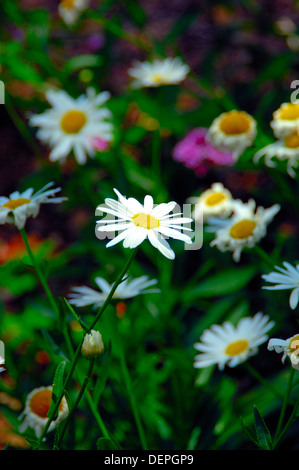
[20,227,60,319]
[118,342,148,450]
[244,363,294,405]
[273,367,295,443]
[56,359,95,448]
[254,245,276,269]
[272,370,298,449]
[152,128,161,185]
[36,247,139,447]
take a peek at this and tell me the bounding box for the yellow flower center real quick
[229,219,257,239]
[152,73,164,84]
[2,198,31,210]
[60,0,77,9]
[132,212,160,230]
[284,133,299,148]
[225,339,249,356]
[278,103,299,121]
[219,111,251,135]
[29,389,64,419]
[205,192,226,207]
[289,335,299,355]
[60,109,87,134]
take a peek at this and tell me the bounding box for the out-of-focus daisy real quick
[188,182,234,222]
[209,199,280,262]
[29,88,113,165]
[82,330,104,358]
[254,132,299,178]
[270,102,299,138]
[58,0,89,25]
[69,275,160,309]
[194,313,274,370]
[0,357,5,374]
[128,57,190,89]
[207,110,257,159]
[18,386,68,438]
[262,262,299,310]
[0,183,67,230]
[172,128,234,176]
[96,189,193,260]
[268,334,299,370]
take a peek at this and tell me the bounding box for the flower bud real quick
[81,330,104,359]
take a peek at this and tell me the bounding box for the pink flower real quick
[89,137,110,152]
[172,128,234,176]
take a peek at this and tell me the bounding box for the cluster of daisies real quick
[189,182,280,262]
[254,102,299,177]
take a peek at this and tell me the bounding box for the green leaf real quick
[48,361,67,421]
[182,265,257,301]
[253,406,272,450]
[62,297,89,332]
[96,438,118,450]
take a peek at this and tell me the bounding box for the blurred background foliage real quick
[1,0,299,450]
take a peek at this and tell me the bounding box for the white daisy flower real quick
[128,57,190,89]
[19,386,69,438]
[82,330,104,359]
[194,312,274,370]
[207,110,257,160]
[0,182,67,230]
[270,102,299,138]
[0,356,5,374]
[262,262,299,310]
[209,199,280,262]
[254,132,299,178]
[96,189,193,260]
[268,334,299,370]
[58,0,89,25]
[187,182,234,222]
[69,275,160,309]
[29,88,113,165]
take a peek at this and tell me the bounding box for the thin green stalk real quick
[118,343,148,450]
[20,227,60,319]
[36,247,139,447]
[56,359,96,448]
[244,362,294,405]
[152,128,161,185]
[254,245,276,269]
[272,383,299,449]
[273,367,295,443]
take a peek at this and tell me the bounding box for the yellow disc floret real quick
[60,110,87,134]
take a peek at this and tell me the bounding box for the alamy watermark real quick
[95,202,203,251]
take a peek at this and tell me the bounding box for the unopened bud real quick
[81,330,104,359]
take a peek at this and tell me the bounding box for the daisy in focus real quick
[207,110,257,160]
[268,334,299,370]
[209,199,280,262]
[194,313,274,370]
[270,102,299,138]
[172,128,234,176]
[29,88,113,165]
[187,182,234,222]
[128,57,190,88]
[0,183,67,230]
[58,0,89,25]
[18,386,69,438]
[262,262,299,310]
[69,275,160,309]
[254,132,299,178]
[96,189,193,260]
